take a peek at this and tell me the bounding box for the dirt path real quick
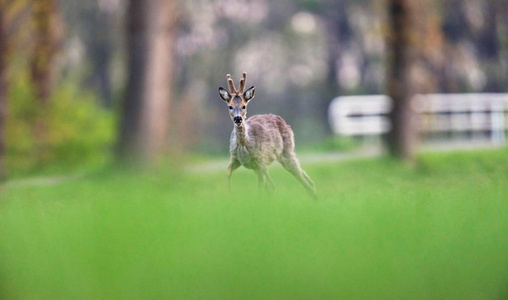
[1,173,85,189]
[185,147,384,174]
[2,143,503,189]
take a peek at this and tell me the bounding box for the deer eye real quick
[228,106,233,110]
[242,106,246,109]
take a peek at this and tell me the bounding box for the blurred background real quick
[0,0,507,176]
[2,1,508,298]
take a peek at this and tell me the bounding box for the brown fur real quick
[219,73,317,199]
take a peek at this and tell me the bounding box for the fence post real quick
[490,97,505,144]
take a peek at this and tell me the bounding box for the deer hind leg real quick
[279,153,317,200]
[301,170,315,190]
[227,159,241,193]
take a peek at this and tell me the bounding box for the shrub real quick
[5,74,115,176]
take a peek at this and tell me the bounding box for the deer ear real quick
[244,86,255,101]
[218,87,231,101]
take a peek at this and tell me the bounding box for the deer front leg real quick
[255,169,265,193]
[262,169,276,192]
[227,159,241,193]
[256,168,275,196]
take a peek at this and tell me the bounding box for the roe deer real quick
[218,72,317,199]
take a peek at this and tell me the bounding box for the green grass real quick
[1,148,508,299]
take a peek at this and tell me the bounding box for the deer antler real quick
[227,74,237,94]
[238,72,247,94]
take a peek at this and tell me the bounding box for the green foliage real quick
[5,75,41,174]
[5,74,114,176]
[47,82,114,167]
[1,149,507,299]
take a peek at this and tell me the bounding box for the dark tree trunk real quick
[320,0,351,137]
[498,0,508,92]
[88,6,114,106]
[94,43,113,106]
[0,7,7,180]
[385,0,417,160]
[480,1,502,92]
[117,0,177,164]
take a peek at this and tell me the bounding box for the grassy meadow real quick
[1,148,508,299]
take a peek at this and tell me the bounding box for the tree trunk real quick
[31,0,63,166]
[480,1,501,92]
[87,4,114,107]
[0,6,7,180]
[31,0,62,104]
[497,0,508,92]
[385,0,417,160]
[320,0,351,137]
[117,0,177,164]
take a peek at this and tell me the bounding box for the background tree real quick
[117,0,178,164]
[0,1,7,180]
[60,0,119,107]
[385,0,418,160]
[30,0,64,164]
[1,0,507,176]
[310,0,353,137]
[478,0,502,92]
[30,0,63,104]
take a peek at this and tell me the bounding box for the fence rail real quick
[328,93,508,145]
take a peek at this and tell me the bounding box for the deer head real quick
[218,72,255,127]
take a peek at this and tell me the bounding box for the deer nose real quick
[234,116,242,123]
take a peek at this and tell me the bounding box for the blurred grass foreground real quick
[1,148,508,299]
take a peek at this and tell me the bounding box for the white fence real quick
[328,93,508,145]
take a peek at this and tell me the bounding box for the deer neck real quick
[234,124,249,147]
